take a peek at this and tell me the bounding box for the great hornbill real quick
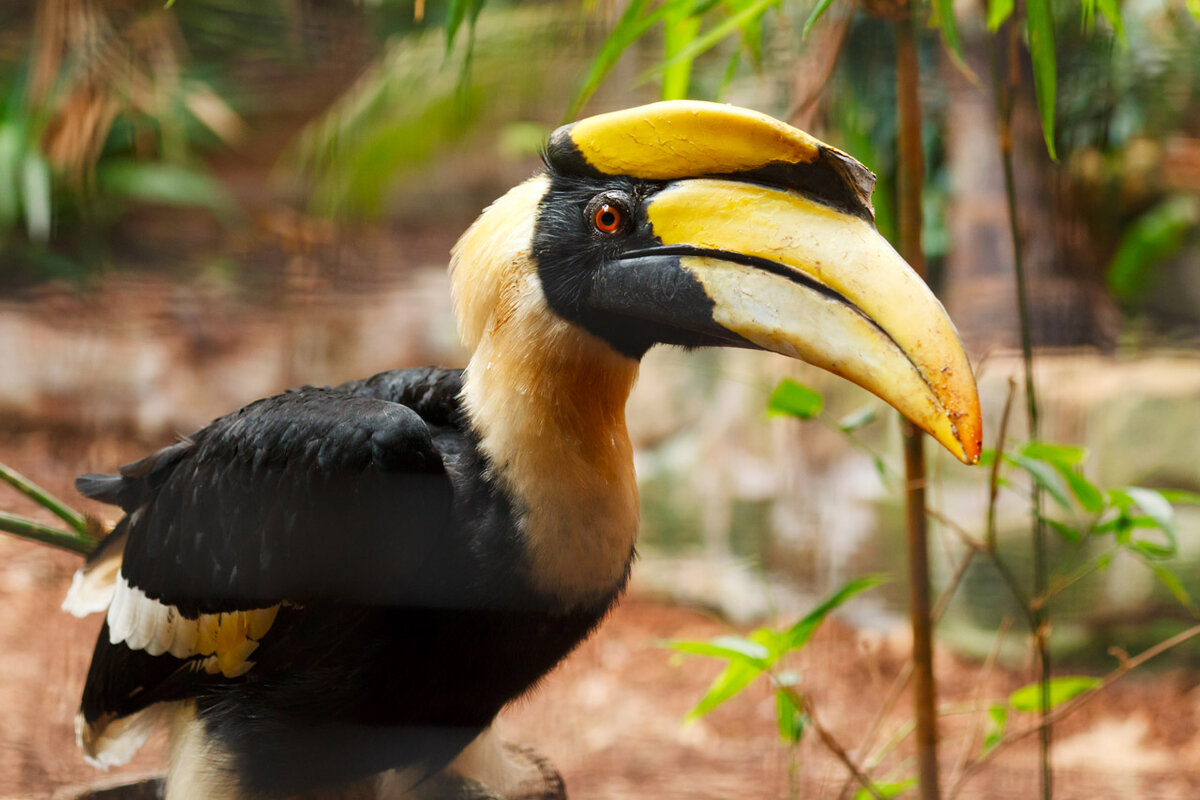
[63,101,981,799]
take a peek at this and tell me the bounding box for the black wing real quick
[76,369,468,760]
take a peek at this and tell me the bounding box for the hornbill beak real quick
[548,102,982,464]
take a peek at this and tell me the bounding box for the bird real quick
[61,101,982,800]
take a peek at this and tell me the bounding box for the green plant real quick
[666,575,891,798]
[729,377,1200,798]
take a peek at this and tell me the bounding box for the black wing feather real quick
[114,385,458,615]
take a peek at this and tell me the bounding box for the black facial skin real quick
[532,170,741,359]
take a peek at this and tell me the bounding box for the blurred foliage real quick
[0,1,240,279]
[286,3,584,219]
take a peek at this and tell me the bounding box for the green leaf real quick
[725,0,764,63]
[1080,0,1096,31]
[1150,564,1196,614]
[976,448,997,468]
[1019,443,1102,512]
[982,703,1007,756]
[646,0,779,80]
[838,405,877,433]
[1107,197,1200,301]
[1009,676,1100,712]
[1189,0,1200,21]
[667,635,770,665]
[1008,454,1072,510]
[685,657,763,720]
[445,0,486,53]
[1044,517,1082,543]
[853,779,917,800]
[782,574,888,651]
[802,0,838,39]
[1025,0,1058,160]
[1020,442,1085,465]
[1159,489,1200,505]
[987,0,1014,29]
[1133,539,1176,560]
[20,149,51,242]
[1059,468,1103,514]
[97,161,235,215]
[1095,0,1125,42]
[775,689,807,743]
[0,121,22,228]
[568,0,665,118]
[661,7,701,100]
[1120,488,1176,538]
[931,0,968,73]
[768,378,824,420]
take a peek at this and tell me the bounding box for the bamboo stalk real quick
[895,9,941,800]
[992,11,1052,798]
[0,462,89,534]
[0,511,96,556]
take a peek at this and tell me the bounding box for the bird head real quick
[451,101,981,464]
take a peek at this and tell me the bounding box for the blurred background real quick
[0,0,1198,798]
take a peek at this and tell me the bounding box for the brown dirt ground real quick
[2,428,1200,800]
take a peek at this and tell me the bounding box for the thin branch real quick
[787,689,886,800]
[927,509,1033,620]
[950,623,1200,796]
[986,378,1018,554]
[837,547,977,800]
[950,617,1013,792]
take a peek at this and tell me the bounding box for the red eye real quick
[593,203,623,234]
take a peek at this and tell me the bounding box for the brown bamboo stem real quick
[895,8,941,800]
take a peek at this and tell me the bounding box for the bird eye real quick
[585,193,632,236]
[594,204,622,234]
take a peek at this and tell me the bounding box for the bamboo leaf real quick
[21,149,51,242]
[932,0,969,73]
[661,8,701,100]
[1119,487,1176,539]
[1025,0,1058,160]
[768,378,824,419]
[1150,564,1196,614]
[1159,489,1200,505]
[1095,0,1125,42]
[775,688,807,743]
[853,779,917,800]
[1008,454,1072,510]
[1009,676,1100,712]
[1020,442,1086,465]
[982,704,1007,755]
[97,161,236,215]
[667,635,770,665]
[1044,517,1082,543]
[568,0,665,118]
[837,405,877,433]
[685,657,763,720]
[645,0,779,80]
[783,574,888,650]
[802,0,838,39]
[1107,196,1200,301]
[987,0,1014,33]
[445,0,486,53]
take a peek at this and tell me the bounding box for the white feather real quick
[78,703,173,770]
[145,603,178,657]
[106,575,131,644]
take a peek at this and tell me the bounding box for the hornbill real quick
[63,101,982,799]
